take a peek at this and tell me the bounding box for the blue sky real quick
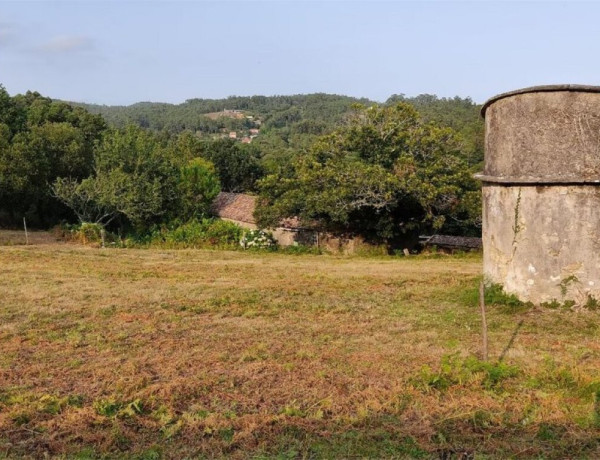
[0,1,599,105]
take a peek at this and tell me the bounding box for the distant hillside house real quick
[228,131,237,139]
[212,192,369,253]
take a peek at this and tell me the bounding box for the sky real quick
[0,1,599,106]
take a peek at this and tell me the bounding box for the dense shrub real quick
[240,229,277,250]
[58,222,119,246]
[137,218,244,249]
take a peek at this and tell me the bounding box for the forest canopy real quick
[0,84,483,246]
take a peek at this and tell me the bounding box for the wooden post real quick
[23,217,29,245]
[100,228,106,248]
[479,280,488,361]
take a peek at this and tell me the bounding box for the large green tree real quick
[200,138,264,193]
[175,157,221,221]
[0,88,106,226]
[256,103,481,245]
[52,126,179,229]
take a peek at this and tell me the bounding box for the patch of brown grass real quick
[0,230,63,246]
[0,244,599,458]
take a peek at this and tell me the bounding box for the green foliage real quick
[60,222,120,245]
[1,86,483,239]
[256,103,480,246]
[176,157,220,220]
[200,138,264,192]
[414,354,519,391]
[53,126,179,230]
[279,244,322,255]
[93,398,145,418]
[75,222,103,243]
[0,88,106,227]
[584,295,600,310]
[130,218,244,249]
[256,156,398,233]
[459,281,532,313]
[386,93,484,167]
[51,176,121,226]
[74,92,483,180]
[483,283,527,308]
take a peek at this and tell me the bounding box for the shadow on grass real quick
[498,319,525,363]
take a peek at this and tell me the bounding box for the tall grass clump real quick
[57,222,120,246]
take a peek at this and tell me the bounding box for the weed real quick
[413,354,519,391]
[218,426,235,443]
[594,391,600,427]
[512,187,522,246]
[536,422,566,441]
[281,402,305,418]
[280,244,322,255]
[584,295,600,310]
[559,274,579,297]
[540,299,576,310]
[93,398,145,418]
[484,282,530,309]
[459,280,532,312]
[93,399,122,417]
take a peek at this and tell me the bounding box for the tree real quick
[200,139,264,192]
[256,103,481,245]
[52,126,179,229]
[0,88,106,226]
[51,176,121,226]
[255,155,398,233]
[176,158,221,221]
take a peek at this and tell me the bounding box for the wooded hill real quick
[72,93,484,167]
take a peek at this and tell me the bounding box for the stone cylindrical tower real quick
[479,85,600,304]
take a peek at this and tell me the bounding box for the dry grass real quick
[0,230,63,246]
[1,240,599,458]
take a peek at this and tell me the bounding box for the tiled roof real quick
[212,192,257,224]
[212,192,305,229]
[420,235,482,249]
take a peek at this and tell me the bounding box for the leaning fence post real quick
[23,217,29,245]
[479,280,488,361]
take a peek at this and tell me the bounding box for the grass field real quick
[1,241,600,459]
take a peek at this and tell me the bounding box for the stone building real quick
[211,192,369,253]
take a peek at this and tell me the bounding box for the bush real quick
[140,218,244,249]
[205,220,244,246]
[58,222,119,246]
[279,244,322,255]
[240,229,277,250]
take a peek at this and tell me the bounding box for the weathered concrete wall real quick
[483,90,600,182]
[480,85,600,304]
[483,185,600,303]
